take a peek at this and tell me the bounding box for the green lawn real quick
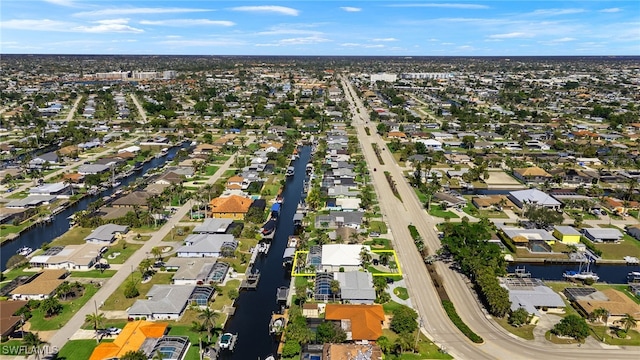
[381,329,452,359]
[261,184,280,198]
[382,300,404,314]
[0,340,28,356]
[413,188,428,204]
[364,238,392,250]
[463,205,510,219]
[545,330,582,344]
[167,325,208,360]
[162,226,194,242]
[70,270,116,278]
[56,339,98,360]
[592,284,640,303]
[101,272,173,311]
[494,316,535,340]
[594,235,640,260]
[29,284,98,330]
[368,220,388,234]
[205,166,220,176]
[103,241,143,264]
[393,287,409,300]
[1,265,35,282]
[209,279,241,313]
[51,227,94,246]
[590,326,640,345]
[222,170,236,178]
[428,209,459,219]
[0,220,34,237]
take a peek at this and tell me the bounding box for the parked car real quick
[106,327,121,335]
[94,263,110,270]
[369,232,381,238]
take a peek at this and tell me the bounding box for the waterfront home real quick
[208,194,252,220]
[553,226,582,244]
[10,269,68,300]
[128,285,214,320]
[582,227,624,243]
[155,172,184,185]
[176,234,238,258]
[29,182,71,197]
[512,167,552,185]
[5,195,57,209]
[324,304,385,341]
[166,257,229,286]
[500,277,565,317]
[508,189,561,210]
[627,225,640,241]
[77,164,110,175]
[315,211,364,230]
[501,227,557,246]
[29,243,104,270]
[0,300,28,338]
[192,218,233,234]
[433,192,466,209]
[334,271,376,304]
[112,191,152,208]
[472,195,512,210]
[84,224,129,244]
[322,343,383,360]
[565,288,640,328]
[89,321,190,360]
[321,244,371,272]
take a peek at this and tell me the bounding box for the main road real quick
[339,75,638,360]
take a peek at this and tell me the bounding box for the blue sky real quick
[1,1,638,55]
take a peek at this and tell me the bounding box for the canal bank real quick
[507,263,640,284]
[0,143,188,271]
[220,146,311,360]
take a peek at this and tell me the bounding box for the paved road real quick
[340,75,639,360]
[45,138,253,355]
[130,94,147,123]
[64,96,82,122]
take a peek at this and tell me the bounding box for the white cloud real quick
[527,8,585,16]
[159,39,247,47]
[257,36,330,46]
[230,6,299,16]
[538,37,576,46]
[339,43,384,48]
[388,3,489,9]
[74,7,212,17]
[600,8,621,13]
[257,29,323,36]
[140,19,235,27]
[43,0,76,6]
[74,19,144,33]
[340,7,362,12]
[0,19,71,31]
[488,32,531,39]
[372,37,398,42]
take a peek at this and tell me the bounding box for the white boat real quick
[628,271,640,283]
[285,166,295,177]
[218,333,237,350]
[269,315,285,335]
[563,261,599,282]
[16,247,33,256]
[111,181,121,188]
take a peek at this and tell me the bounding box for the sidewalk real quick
[388,279,412,307]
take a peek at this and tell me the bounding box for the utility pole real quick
[414,317,424,351]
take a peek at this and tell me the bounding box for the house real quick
[627,225,640,241]
[10,269,68,300]
[334,271,376,304]
[582,227,623,243]
[565,288,640,328]
[208,195,253,219]
[112,191,152,208]
[29,243,104,270]
[322,343,383,360]
[513,167,552,184]
[226,175,245,190]
[192,218,233,234]
[501,227,557,246]
[84,224,129,244]
[433,192,466,209]
[324,304,385,341]
[176,234,238,258]
[321,244,370,272]
[78,164,110,175]
[155,172,184,185]
[553,226,581,244]
[315,211,364,230]
[508,189,561,210]
[0,300,28,338]
[415,139,443,151]
[5,195,57,209]
[29,182,71,196]
[472,195,511,210]
[89,320,189,360]
[128,285,214,320]
[29,151,59,169]
[166,257,229,285]
[500,277,565,316]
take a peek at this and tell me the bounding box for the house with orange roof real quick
[226,175,247,190]
[89,320,191,360]
[209,194,253,220]
[387,131,408,141]
[62,173,85,184]
[260,141,284,153]
[324,304,386,341]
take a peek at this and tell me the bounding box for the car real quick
[369,232,381,238]
[106,327,121,335]
[94,263,110,269]
[218,333,234,349]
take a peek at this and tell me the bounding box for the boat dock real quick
[240,271,261,290]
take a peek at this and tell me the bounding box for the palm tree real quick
[617,313,637,333]
[23,332,48,360]
[152,350,165,360]
[85,311,106,343]
[378,252,391,266]
[330,280,341,302]
[590,307,610,325]
[198,307,219,343]
[57,281,73,301]
[151,247,163,262]
[360,247,372,268]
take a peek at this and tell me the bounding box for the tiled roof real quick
[209,195,252,214]
[324,304,385,340]
[514,167,551,177]
[89,320,168,360]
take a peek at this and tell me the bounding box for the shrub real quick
[442,300,483,343]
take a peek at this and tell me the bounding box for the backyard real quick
[29,284,98,331]
[101,272,173,311]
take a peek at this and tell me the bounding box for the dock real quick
[276,286,289,303]
[240,272,261,290]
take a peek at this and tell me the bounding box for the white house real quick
[414,139,443,151]
[176,234,238,258]
[321,244,371,272]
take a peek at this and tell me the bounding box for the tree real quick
[56,281,73,301]
[85,311,106,343]
[360,247,372,268]
[462,135,476,149]
[23,332,48,360]
[120,350,147,360]
[378,252,391,266]
[194,101,208,115]
[124,281,139,298]
[590,307,610,325]
[41,297,62,317]
[198,307,219,343]
[316,321,347,343]
[138,258,153,278]
[281,339,301,358]
[377,335,392,354]
[617,313,637,333]
[151,247,163,262]
[508,308,530,327]
[390,305,418,335]
[330,280,341,302]
[524,205,564,228]
[551,314,590,340]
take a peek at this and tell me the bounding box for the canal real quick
[220,146,311,360]
[507,263,640,284]
[1,143,188,271]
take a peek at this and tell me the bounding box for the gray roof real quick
[192,218,233,234]
[128,285,195,316]
[583,227,623,240]
[177,234,237,255]
[5,195,57,208]
[170,259,215,281]
[84,224,128,242]
[334,271,376,302]
[78,164,110,174]
[554,226,581,236]
[316,211,364,226]
[502,228,556,241]
[501,278,565,316]
[509,189,561,206]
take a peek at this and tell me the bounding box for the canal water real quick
[220,146,310,360]
[507,263,640,284]
[1,143,188,271]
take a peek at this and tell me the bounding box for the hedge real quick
[442,300,483,343]
[580,237,603,256]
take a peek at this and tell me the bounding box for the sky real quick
[1,1,639,55]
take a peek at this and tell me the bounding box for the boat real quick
[563,261,599,282]
[261,219,277,237]
[285,166,295,177]
[511,266,531,278]
[269,314,286,335]
[628,271,640,283]
[287,236,299,249]
[257,242,270,255]
[264,355,276,360]
[16,247,33,256]
[161,147,169,154]
[217,333,237,350]
[306,163,314,174]
[111,181,121,188]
